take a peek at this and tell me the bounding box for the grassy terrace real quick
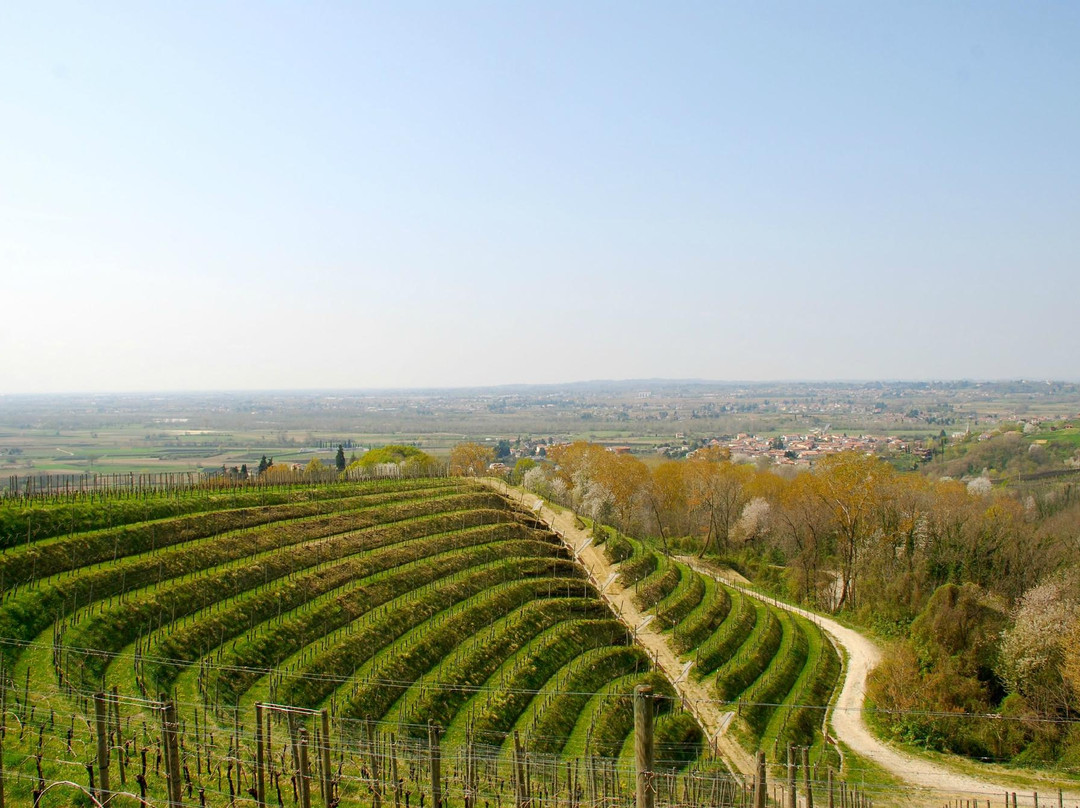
[0,478,718,808]
[603,546,843,769]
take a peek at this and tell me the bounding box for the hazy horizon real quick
[3,377,1079,399]
[3,3,1078,394]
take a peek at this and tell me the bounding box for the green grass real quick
[655,563,706,630]
[671,573,731,654]
[737,608,808,742]
[633,554,681,610]
[693,587,757,677]
[389,599,609,734]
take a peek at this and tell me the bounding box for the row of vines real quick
[0,477,741,807]
[596,528,843,767]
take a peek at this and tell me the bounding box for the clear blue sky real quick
[2,2,1077,393]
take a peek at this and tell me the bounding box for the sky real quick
[2,2,1078,394]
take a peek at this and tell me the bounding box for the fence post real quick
[94,692,111,803]
[323,711,336,808]
[364,717,379,808]
[787,745,797,808]
[391,733,401,808]
[0,694,5,808]
[161,697,183,807]
[111,686,125,787]
[513,729,527,808]
[254,703,266,808]
[298,726,312,808]
[754,751,767,808]
[429,723,442,808]
[802,746,813,808]
[634,685,654,808]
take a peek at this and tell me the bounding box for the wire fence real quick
[3,465,453,502]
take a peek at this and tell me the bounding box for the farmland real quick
[4,381,1079,485]
[0,476,759,807]
[0,470,869,806]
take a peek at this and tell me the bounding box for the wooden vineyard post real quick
[634,685,654,808]
[254,703,266,808]
[94,692,111,803]
[787,745,797,808]
[463,733,475,808]
[803,746,813,808]
[429,724,443,808]
[754,752,766,808]
[364,718,379,808]
[161,697,184,807]
[298,726,312,808]
[391,734,401,808]
[322,710,335,808]
[111,687,125,787]
[827,768,834,808]
[513,730,527,808]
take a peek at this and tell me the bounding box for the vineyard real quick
[0,476,749,808]
[0,475,870,808]
[592,530,842,767]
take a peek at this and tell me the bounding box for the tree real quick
[261,462,293,482]
[775,473,832,606]
[304,458,330,478]
[546,442,608,508]
[685,449,752,557]
[335,445,346,473]
[257,455,269,476]
[449,442,495,476]
[998,577,1078,718]
[1063,617,1080,706]
[347,445,437,475]
[812,451,893,611]
[910,583,1007,680]
[641,461,688,553]
[511,457,537,485]
[595,453,649,532]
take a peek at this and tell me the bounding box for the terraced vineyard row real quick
[597,530,843,766]
[0,478,741,807]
